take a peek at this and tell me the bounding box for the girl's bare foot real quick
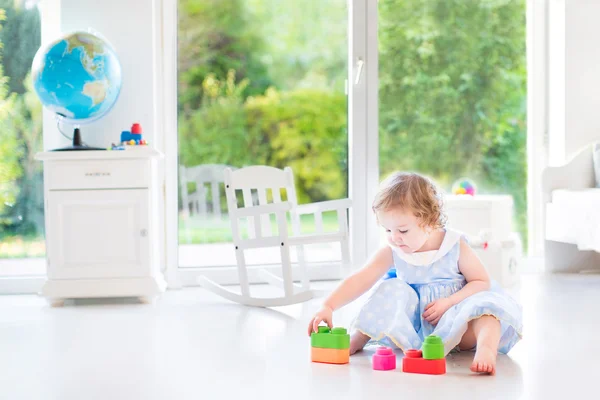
[349,331,371,355]
[467,315,501,375]
[470,345,497,375]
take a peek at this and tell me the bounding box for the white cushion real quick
[547,188,600,251]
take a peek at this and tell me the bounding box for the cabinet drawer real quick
[46,159,150,190]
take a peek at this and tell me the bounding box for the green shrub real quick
[179,72,348,205]
[178,70,268,168]
[0,9,22,227]
[245,88,347,203]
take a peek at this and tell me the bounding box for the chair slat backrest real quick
[224,166,299,241]
[180,164,232,219]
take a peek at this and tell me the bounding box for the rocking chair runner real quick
[197,166,352,307]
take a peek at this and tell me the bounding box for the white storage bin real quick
[444,194,514,242]
[472,233,522,288]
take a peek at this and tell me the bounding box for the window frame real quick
[161,0,378,287]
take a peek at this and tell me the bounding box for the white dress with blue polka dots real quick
[351,228,523,355]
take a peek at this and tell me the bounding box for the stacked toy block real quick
[310,326,350,364]
[402,335,446,375]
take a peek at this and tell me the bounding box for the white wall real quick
[548,0,565,165]
[41,0,160,150]
[39,0,167,274]
[564,0,600,157]
[548,0,600,165]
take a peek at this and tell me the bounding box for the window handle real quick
[355,58,364,85]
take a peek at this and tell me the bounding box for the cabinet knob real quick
[140,229,148,237]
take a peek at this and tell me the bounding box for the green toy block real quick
[422,335,444,360]
[311,326,350,350]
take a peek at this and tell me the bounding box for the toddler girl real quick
[307,172,523,374]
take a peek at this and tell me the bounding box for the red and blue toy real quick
[120,123,148,146]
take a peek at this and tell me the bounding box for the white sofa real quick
[542,143,600,273]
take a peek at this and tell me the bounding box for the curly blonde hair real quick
[372,172,446,229]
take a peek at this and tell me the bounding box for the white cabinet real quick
[36,149,166,303]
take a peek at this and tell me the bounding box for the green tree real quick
[378,0,526,238]
[0,0,40,94]
[245,0,347,92]
[379,0,525,177]
[481,95,527,242]
[178,0,272,112]
[0,8,22,225]
[3,74,43,235]
[246,88,347,203]
[179,70,267,168]
[179,71,347,204]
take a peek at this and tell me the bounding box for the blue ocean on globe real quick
[31,32,122,124]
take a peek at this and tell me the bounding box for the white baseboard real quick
[41,276,167,300]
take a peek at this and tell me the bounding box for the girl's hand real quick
[423,298,454,326]
[307,305,333,335]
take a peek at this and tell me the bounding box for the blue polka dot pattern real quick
[351,229,523,354]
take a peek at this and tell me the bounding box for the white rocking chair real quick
[197,166,352,307]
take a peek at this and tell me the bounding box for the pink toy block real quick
[372,347,396,371]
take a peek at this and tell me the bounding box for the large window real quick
[169,0,529,286]
[176,0,349,274]
[0,0,45,276]
[378,0,527,246]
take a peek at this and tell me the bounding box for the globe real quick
[31,31,122,127]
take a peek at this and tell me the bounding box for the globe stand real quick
[52,128,105,151]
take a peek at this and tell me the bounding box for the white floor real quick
[1,272,598,400]
[0,242,340,273]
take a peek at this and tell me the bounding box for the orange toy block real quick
[311,347,350,364]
